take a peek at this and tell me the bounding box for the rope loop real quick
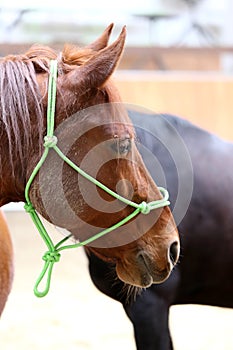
[139,201,151,214]
[43,135,58,148]
[43,251,61,263]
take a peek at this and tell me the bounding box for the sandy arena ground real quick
[0,211,233,350]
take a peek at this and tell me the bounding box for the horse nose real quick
[168,241,179,265]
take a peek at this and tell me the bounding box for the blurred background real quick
[1,1,233,349]
[1,0,233,48]
[1,0,233,141]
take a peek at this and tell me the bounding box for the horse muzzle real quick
[116,240,180,288]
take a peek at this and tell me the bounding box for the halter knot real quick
[43,251,61,263]
[139,201,151,215]
[43,135,58,148]
[24,202,35,214]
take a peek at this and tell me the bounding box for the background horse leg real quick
[124,289,173,350]
[0,211,14,315]
[87,249,123,301]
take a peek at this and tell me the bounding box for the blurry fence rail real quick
[2,44,233,71]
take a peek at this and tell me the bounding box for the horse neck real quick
[0,136,25,206]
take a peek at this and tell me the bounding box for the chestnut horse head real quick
[0,24,179,289]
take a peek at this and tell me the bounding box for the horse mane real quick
[0,54,44,174]
[0,44,107,173]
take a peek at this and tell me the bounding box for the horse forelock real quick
[24,44,95,73]
[61,44,94,68]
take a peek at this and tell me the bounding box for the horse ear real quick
[86,23,114,51]
[67,26,126,91]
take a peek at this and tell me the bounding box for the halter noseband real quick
[24,60,170,297]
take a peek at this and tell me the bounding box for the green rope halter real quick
[24,60,170,298]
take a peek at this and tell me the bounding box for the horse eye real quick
[112,137,132,155]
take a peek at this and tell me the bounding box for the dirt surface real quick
[0,211,233,350]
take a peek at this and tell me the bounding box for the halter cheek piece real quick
[24,60,170,298]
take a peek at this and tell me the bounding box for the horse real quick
[87,109,233,349]
[0,24,179,310]
[0,211,13,315]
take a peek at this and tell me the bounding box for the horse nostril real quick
[169,241,179,265]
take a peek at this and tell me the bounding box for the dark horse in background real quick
[87,109,233,349]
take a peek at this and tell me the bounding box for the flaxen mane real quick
[0,56,44,171]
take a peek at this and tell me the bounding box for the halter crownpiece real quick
[24,60,170,298]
